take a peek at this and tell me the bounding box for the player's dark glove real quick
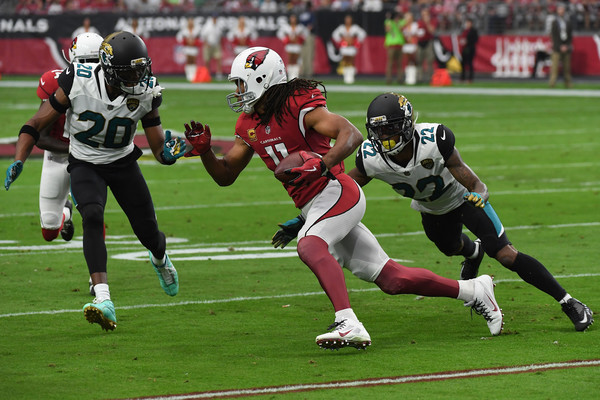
[4,160,23,190]
[161,130,187,164]
[184,120,212,157]
[464,192,485,208]
[272,214,305,248]
[288,150,333,187]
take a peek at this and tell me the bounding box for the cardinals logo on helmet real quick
[245,49,269,70]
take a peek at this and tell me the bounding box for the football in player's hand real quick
[274,151,321,183]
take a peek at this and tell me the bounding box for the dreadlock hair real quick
[254,78,327,127]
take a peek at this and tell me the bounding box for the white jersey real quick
[58,62,159,164]
[356,122,467,215]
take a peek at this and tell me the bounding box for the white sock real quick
[335,308,358,323]
[457,280,476,302]
[468,240,480,259]
[152,254,166,267]
[63,206,71,222]
[559,293,572,304]
[93,283,110,303]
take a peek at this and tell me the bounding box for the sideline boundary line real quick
[129,359,600,399]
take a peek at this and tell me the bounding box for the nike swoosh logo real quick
[305,167,317,172]
[40,78,45,85]
[65,69,71,75]
[486,294,498,312]
[579,313,588,324]
[339,330,352,337]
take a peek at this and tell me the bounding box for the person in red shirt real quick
[183,47,504,350]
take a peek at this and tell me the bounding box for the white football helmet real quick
[226,47,287,114]
[65,32,104,63]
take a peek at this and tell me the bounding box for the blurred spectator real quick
[259,0,279,13]
[122,18,149,39]
[549,3,573,88]
[299,1,316,78]
[459,17,478,83]
[201,13,224,79]
[228,16,258,55]
[277,14,307,79]
[362,0,382,12]
[45,0,62,14]
[176,17,202,82]
[384,11,405,85]
[401,11,419,85]
[416,8,437,83]
[15,0,44,14]
[331,14,366,84]
[72,17,101,38]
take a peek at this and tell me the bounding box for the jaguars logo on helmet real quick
[366,92,415,156]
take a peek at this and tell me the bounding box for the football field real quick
[0,78,598,399]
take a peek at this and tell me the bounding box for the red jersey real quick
[37,69,68,144]
[235,87,345,208]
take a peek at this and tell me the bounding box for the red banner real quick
[1,34,599,77]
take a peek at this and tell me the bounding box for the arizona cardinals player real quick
[275,92,594,333]
[35,32,103,244]
[5,31,187,332]
[183,47,503,350]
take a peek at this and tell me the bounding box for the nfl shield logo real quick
[126,98,139,111]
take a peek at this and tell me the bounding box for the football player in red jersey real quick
[35,32,104,243]
[184,47,504,349]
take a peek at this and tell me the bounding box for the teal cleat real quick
[83,299,117,331]
[149,251,179,296]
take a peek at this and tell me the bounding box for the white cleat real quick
[315,319,371,350]
[466,274,504,336]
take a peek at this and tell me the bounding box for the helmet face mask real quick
[67,32,104,63]
[226,47,287,113]
[366,93,415,156]
[100,31,152,95]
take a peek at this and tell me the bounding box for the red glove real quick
[288,151,332,187]
[184,120,212,157]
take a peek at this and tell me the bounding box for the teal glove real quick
[464,192,485,208]
[4,160,23,190]
[272,215,305,248]
[161,130,187,164]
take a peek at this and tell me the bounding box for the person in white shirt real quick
[331,14,366,84]
[200,13,224,80]
[277,14,307,79]
[176,17,202,82]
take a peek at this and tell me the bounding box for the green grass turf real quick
[0,78,598,399]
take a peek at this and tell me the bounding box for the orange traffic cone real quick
[430,68,452,86]
[193,66,211,83]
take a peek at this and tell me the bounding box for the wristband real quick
[19,124,40,142]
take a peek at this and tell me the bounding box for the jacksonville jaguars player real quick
[184,47,504,350]
[273,92,593,332]
[5,31,187,331]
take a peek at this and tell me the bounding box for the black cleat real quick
[60,199,74,241]
[561,298,593,331]
[460,239,483,280]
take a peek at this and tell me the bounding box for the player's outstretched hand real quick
[288,151,330,187]
[4,160,23,190]
[184,120,212,157]
[464,192,485,208]
[162,130,187,163]
[272,215,305,248]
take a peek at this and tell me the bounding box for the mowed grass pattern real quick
[0,79,598,399]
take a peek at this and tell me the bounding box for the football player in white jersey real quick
[5,31,187,332]
[273,92,593,332]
